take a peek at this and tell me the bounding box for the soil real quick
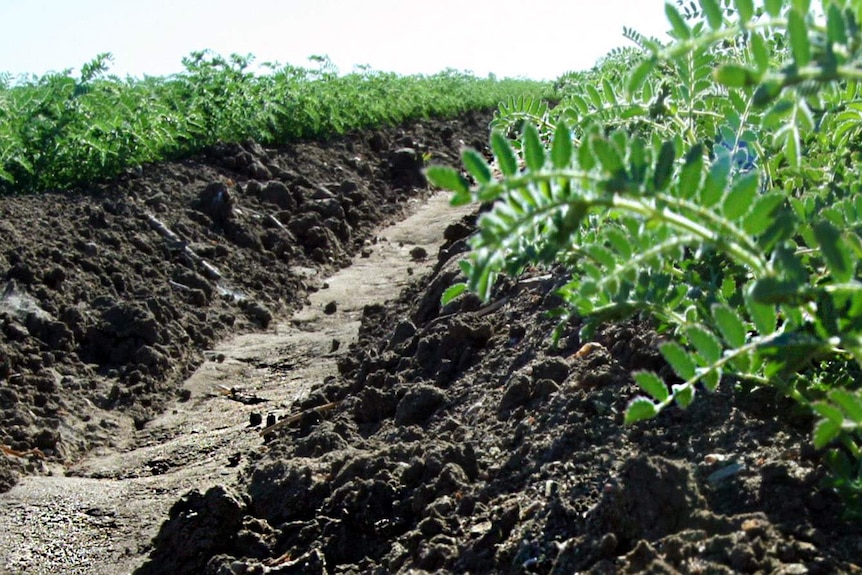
[1,111,862,574]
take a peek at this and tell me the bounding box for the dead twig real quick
[144,212,223,280]
[259,401,343,436]
[2,444,45,459]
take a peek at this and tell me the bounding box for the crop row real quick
[0,51,551,195]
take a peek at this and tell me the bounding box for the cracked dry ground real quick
[2,110,862,574]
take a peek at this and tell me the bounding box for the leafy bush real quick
[429,0,862,517]
[0,52,551,195]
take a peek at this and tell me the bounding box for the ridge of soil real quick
[0,110,493,492]
[139,221,862,573]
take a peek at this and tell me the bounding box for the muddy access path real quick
[0,191,472,574]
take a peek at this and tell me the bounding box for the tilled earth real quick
[2,111,862,574]
[0,110,492,491]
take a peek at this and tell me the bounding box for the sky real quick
[0,1,671,81]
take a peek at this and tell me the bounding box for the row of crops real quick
[0,51,551,195]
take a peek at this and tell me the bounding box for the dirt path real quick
[0,191,470,575]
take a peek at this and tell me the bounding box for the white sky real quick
[0,1,671,81]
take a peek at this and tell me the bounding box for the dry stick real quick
[144,212,223,280]
[259,401,343,436]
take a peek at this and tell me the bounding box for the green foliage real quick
[431,0,862,517]
[0,52,550,194]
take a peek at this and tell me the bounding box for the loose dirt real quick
[2,111,862,575]
[0,191,470,575]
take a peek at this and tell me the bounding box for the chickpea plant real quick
[428,0,862,516]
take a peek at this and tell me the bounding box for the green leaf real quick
[653,140,676,191]
[792,0,810,15]
[714,64,759,88]
[586,84,603,108]
[813,401,845,424]
[745,288,777,334]
[829,389,862,423]
[712,303,747,348]
[522,123,545,172]
[702,369,721,392]
[686,325,723,364]
[602,78,618,107]
[750,32,770,73]
[625,397,659,424]
[606,227,633,259]
[813,418,842,449]
[426,165,469,195]
[551,122,573,169]
[749,276,802,304]
[702,152,731,207]
[699,0,724,29]
[734,0,755,23]
[441,282,467,305]
[827,3,848,45]
[813,220,855,282]
[672,383,695,408]
[491,131,518,177]
[660,341,698,380]
[665,2,692,39]
[578,135,597,171]
[591,135,624,174]
[634,371,669,403]
[723,171,759,220]
[788,9,811,67]
[678,143,704,199]
[743,192,785,235]
[627,59,655,98]
[753,82,783,108]
[764,0,784,17]
[462,148,492,184]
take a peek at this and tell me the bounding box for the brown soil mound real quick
[0,111,492,491]
[140,217,862,574]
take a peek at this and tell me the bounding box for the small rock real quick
[323,301,337,315]
[410,246,428,261]
[249,412,263,427]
